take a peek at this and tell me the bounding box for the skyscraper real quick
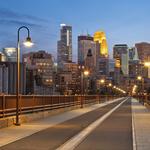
[94,31,108,57]
[113,44,128,75]
[57,24,72,69]
[135,42,150,62]
[78,35,97,69]
[135,42,150,78]
[128,47,139,61]
[113,44,128,85]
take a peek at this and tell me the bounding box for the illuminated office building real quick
[94,31,108,57]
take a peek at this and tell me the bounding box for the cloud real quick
[0,19,43,28]
[0,8,47,23]
[0,7,48,29]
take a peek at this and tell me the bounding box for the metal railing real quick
[0,95,120,118]
[133,94,150,105]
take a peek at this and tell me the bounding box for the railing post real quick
[145,94,148,105]
[98,95,100,104]
[19,94,22,115]
[81,95,83,108]
[2,94,5,118]
[106,95,108,102]
[32,95,35,113]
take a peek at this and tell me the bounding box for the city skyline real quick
[0,0,150,61]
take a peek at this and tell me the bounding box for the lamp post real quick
[137,75,144,104]
[15,26,33,126]
[99,79,105,94]
[137,76,144,94]
[79,65,84,95]
[108,83,112,96]
[83,70,89,94]
[78,65,89,95]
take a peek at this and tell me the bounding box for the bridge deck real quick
[0,98,150,150]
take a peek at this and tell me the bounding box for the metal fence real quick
[134,94,150,105]
[0,95,120,118]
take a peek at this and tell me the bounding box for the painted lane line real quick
[132,98,137,150]
[56,98,128,150]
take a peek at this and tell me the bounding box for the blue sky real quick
[0,0,150,60]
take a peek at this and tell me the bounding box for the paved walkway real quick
[0,98,123,148]
[132,98,150,150]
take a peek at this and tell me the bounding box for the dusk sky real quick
[0,0,150,61]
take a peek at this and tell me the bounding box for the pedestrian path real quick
[132,98,150,150]
[0,98,123,148]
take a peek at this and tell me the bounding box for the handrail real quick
[0,95,121,118]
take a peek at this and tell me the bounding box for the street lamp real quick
[78,65,84,95]
[15,26,33,126]
[99,79,105,94]
[108,83,112,87]
[83,70,89,94]
[137,76,144,93]
[107,83,112,95]
[78,65,90,95]
[84,70,89,76]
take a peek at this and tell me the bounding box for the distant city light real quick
[137,76,142,80]
[100,79,105,84]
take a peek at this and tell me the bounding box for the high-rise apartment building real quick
[57,24,72,69]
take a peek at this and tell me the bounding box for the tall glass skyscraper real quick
[57,24,72,69]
